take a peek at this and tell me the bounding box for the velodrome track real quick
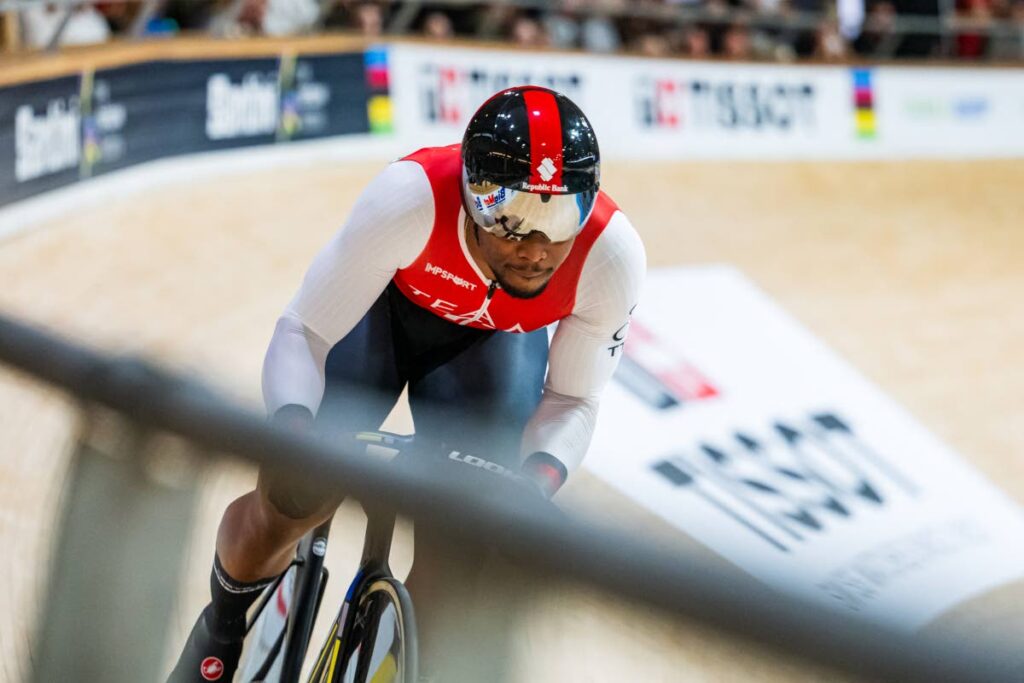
[0,156,1022,681]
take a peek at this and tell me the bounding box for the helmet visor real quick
[463,175,597,243]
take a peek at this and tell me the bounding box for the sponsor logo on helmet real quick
[521,182,569,193]
[473,186,508,212]
[200,656,225,681]
[536,157,558,182]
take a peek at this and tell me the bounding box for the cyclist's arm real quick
[262,160,434,417]
[520,211,646,492]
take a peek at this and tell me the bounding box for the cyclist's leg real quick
[169,289,407,682]
[223,287,408,581]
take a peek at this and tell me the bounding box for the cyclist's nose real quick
[516,239,547,263]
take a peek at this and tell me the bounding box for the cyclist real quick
[169,85,646,682]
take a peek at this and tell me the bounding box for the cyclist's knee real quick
[217,491,322,582]
[256,465,341,524]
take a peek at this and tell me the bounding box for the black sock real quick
[206,553,279,642]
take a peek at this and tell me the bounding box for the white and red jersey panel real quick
[262,147,646,474]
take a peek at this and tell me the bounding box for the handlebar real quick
[346,430,558,510]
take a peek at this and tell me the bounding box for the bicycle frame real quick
[306,506,403,683]
[243,431,417,683]
[279,519,333,681]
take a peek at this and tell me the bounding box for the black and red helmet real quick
[461,86,600,243]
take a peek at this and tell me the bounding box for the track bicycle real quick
[236,430,555,682]
[237,431,418,683]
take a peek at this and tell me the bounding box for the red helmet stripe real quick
[523,88,564,190]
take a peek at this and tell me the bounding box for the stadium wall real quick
[2,37,1023,210]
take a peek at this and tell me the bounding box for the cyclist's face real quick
[474,225,575,299]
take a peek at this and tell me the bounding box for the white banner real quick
[388,43,853,160]
[872,67,1024,158]
[386,43,1024,160]
[585,266,1024,630]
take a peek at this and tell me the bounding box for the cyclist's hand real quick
[520,451,568,499]
[510,470,552,502]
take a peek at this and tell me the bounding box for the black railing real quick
[0,309,1019,681]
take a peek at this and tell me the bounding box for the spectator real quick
[94,1,141,34]
[474,3,517,40]
[750,0,786,13]
[543,0,622,52]
[21,2,111,48]
[634,31,672,55]
[161,0,219,32]
[956,0,995,57]
[617,8,661,51]
[262,0,320,36]
[791,0,827,55]
[988,0,1024,58]
[815,19,850,58]
[723,21,754,58]
[749,26,791,60]
[579,0,622,52]
[702,0,732,53]
[422,11,455,40]
[544,0,582,48]
[509,11,548,48]
[682,25,712,57]
[354,2,383,36]
[208,0,267,37]
[854,0,900,55]
[893,0,942,56]
[838,0,867,40]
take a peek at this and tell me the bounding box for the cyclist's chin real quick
[497,269,553,299]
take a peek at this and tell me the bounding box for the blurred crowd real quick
[13,0,1024,60]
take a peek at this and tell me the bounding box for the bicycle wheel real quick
[310,576,417,683]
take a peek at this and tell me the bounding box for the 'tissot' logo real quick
[651,412,917,553]
[418,64,582,126]
[636,77,816,132]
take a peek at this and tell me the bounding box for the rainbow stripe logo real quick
[365,46,393,134]
[852,69,876,139]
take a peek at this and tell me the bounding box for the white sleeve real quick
[520,211,646,472]
[261,160,434,416]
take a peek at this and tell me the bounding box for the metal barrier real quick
[0,311,1018,681]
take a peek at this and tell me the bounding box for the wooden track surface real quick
[0,157,1022,681]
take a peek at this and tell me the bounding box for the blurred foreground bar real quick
[1,311,1020,683]
[31,407,202,683]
